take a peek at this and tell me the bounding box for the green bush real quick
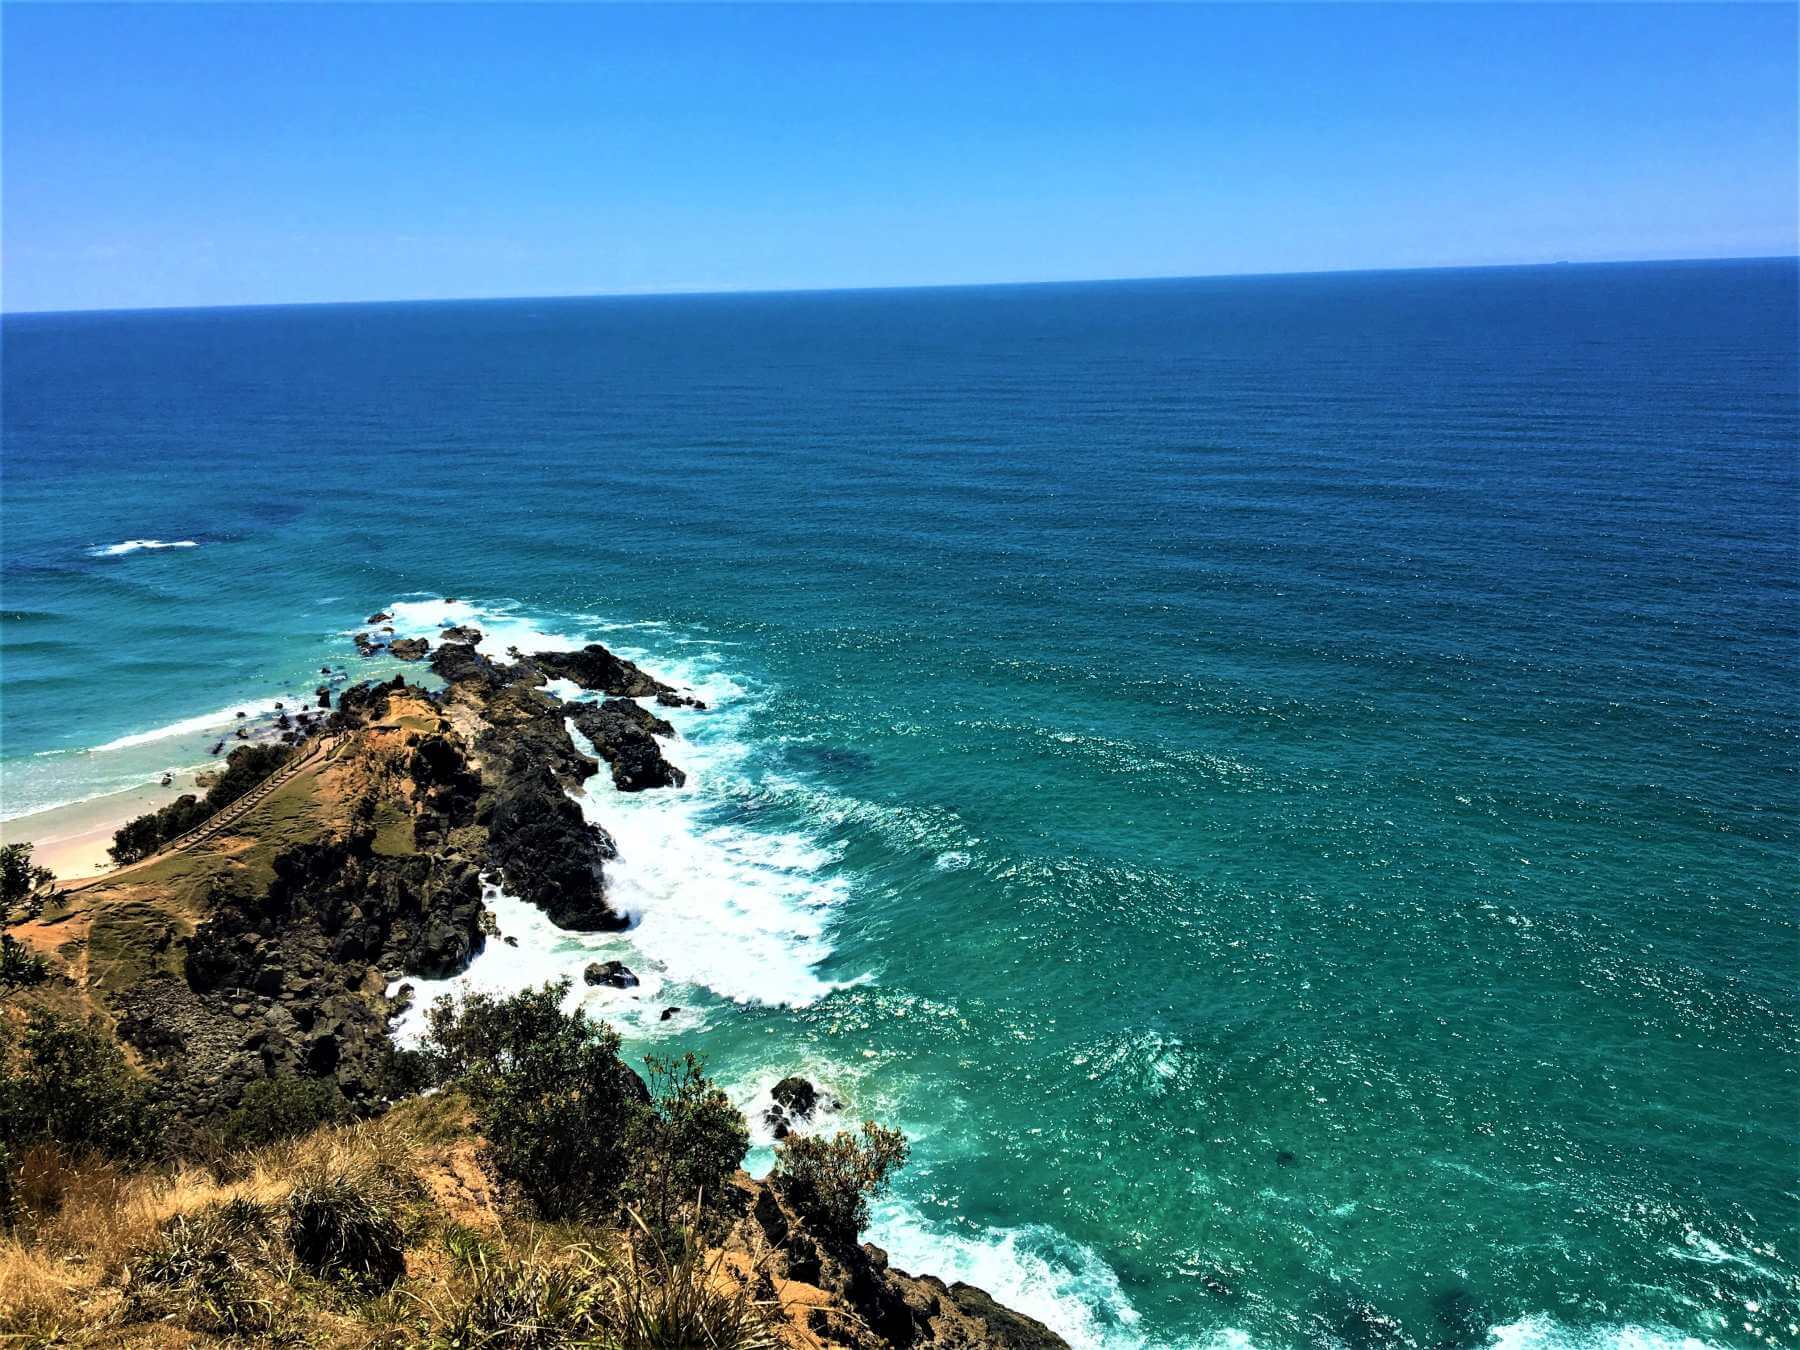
[0,842,57,921]
[286,1172,408,1290]
[0,934,47,988]
[423,981,645,1220]
[109,743,291,863]
[627,1052,749,1237]
[773,1120,909,1244]
[215,1075,350,1151]
[0,1009,164,1164]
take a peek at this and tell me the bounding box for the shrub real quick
[627,1053,750,1237]
[422,981,645,1219]
[286,1172,407,1290]
[0,1009,164,1165]
[0,842,56,921]
[773,1121,909,1244]
[0,934,47,988]
[124,1198,278,1336]
[215,1074,350,1150]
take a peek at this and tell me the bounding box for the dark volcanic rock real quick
[428,640,497,687]
[566,699,686,792]
[389,637,430,661]
[772,1075,821,1116]
[532,643,675,698]
[731,1176,1068,1349]
[366,611,392,624]
[655,691,709,710]
[483,773,623,931]
[583,959,638,988]
[440,625,483,644]
[763,1074,837,1140]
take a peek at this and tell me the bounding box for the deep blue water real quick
[3,261,1797,1348]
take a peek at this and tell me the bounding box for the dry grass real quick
[0,1095,789,1349]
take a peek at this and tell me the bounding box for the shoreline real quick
[0,772,201,879]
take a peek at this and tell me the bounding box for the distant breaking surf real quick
[87,539,200,557]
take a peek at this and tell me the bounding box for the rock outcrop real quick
[565,699,687,791]
[583,959,638,988]
[763,1074,839,1139]
[532,643,675,698]
[729,1175,1067,1348]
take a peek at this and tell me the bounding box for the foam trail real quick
[89,697,288,753]
[864,1199,1144,1350]
[88,539,199,557]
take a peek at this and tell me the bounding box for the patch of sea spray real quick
[378,596,588,657]
[386,882,604,1044]
[88,696,292,753]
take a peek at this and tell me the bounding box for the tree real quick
[422,981,647,1220]
[627,1052,750,1238]
[0,842,56,921]
[773,1121,909,1244]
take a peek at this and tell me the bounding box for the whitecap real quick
[1488,1315,1722,1349]
[378,596,591,661]
[87,538,199,557]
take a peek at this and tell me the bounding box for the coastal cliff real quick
[0,621,1064,1348]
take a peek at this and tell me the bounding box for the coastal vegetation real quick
[108,743,291,864]
[0,625,1064,1347]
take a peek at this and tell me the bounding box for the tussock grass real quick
[0,1099,783,1349]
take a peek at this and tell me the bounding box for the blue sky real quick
[4,3,1795,312]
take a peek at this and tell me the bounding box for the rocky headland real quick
[1,616,1064,1349]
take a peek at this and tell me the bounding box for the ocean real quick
[2,260,1795,1348]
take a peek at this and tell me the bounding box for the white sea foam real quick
[88,538,199,557]
[1488,1316,1724,1349]
[387,883,615,1043]
[865,1199,1143,1350]
[368,603,851,1012]
[560,650,852,1009]
[379,596,590,661]
[89,697,290,753]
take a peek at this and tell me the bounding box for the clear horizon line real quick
[6,252,1795,319]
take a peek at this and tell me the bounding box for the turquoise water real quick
[3,261,1796,1348]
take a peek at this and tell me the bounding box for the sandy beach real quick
[0,773,201,880]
